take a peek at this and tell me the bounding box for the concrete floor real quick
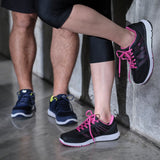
[0,56,160,160]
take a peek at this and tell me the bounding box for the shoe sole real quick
[48,109,77,125]
[59,131,120,147]
[138,19,154,85]
[11,106,35,118]
[11,113,33,118]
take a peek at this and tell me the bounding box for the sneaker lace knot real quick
[76,110,99,142]
[116,48,137,82]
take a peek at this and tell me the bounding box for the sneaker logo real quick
[22,90,27,93]
[50,96,58,102]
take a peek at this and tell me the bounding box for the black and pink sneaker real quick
[59,110,120,147]
[116,19,153,84]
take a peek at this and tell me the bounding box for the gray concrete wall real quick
[125,0,160,145]
[110,0,160,145]
[0,0,160,146]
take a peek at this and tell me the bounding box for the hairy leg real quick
[50,28,79,96]
[10,12,37,90]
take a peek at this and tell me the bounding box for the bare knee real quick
[12,12,37,31]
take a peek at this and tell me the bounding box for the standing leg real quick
[48,28,79,125]
[51,28,79,96]
[10,12,37,90]
[10,12,37,118]
[91,61,115,123]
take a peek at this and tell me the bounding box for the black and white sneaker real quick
[59,110,120,147]
[116,19,153,84]
[11,89,36,118]
[48,94,77,125]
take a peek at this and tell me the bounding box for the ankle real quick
[121,29,135,49]
[95,112,112,124]
[53,92,67,97]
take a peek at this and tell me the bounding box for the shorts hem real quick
[57,6,73,28]
[90,59,115,64]
[1,5,37,14]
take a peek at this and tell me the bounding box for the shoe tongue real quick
[57,94,68,100]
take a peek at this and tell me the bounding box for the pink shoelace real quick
[76,110,99,142]
[116,48,137,82]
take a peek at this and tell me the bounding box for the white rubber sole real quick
[11,106,35,118]
[138,19,154,85]
[48,109,77,125]
[59,131,120,147]
[11,113,33,118]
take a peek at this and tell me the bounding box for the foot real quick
[48,94,77,125]
[11,89,36,118]
[116,19,153,84]
[59,110,120,147]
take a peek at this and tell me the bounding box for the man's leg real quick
[51,28,79,96]
[10,12,37,118]
[10,12,37,90]
[48,28,79,125]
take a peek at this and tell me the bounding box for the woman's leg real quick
[86,0,114,123]
[62,4,134,49]
[38,1,153,84]
[91,61,115,123]
[37,0,134,48]
[62,4,153,84]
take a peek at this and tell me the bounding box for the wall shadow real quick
[79,35,93,107]
[0,6,10,58]
[112,0,133,128]
[42,23,53,84]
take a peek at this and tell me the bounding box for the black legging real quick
[36,0,114,63]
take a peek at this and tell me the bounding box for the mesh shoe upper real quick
[49,94,77,125]
[11,89,35,117]
[60,110,120,147]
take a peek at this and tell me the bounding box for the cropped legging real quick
[37,0,114,63]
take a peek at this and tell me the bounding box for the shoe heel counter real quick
[112,119,119,133]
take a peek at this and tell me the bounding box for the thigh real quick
[80,0,112,18]
[81,0,114,63]
[1,0,36,13]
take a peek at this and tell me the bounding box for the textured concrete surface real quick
[0,56,160,160]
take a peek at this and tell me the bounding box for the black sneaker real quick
[59,110,120,147]
[11,89,36,118]
[48,94,77,125]
[116,19,153,84]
